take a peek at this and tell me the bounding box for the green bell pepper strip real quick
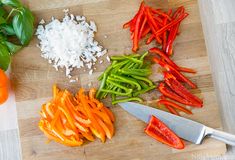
[138,81,149,89]
[106,79,132,93]
[124,56,143,64]
[112,97,143,105]
[133,85,156,97]
[140,51,149,61]
[100,83,116,99]
[110,54,140,61]
[131,75,153,86]
[110,74,141,90]
[98,61,117,81]
[108,76,135,88]
[112,60,129,68]
[119,69,152,76]
[100,89,132,96]
[96,62,116,98]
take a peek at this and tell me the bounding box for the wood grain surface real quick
[11,0,227,159]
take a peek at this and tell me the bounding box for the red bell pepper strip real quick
[166,105,180,116]
[179,67,197,74]
[151,8,172,21]
[162,17,168,52]
[123,1,145,29]
[132,7,145,52]
[153,57,197,89]
[139,16,147,39]
[149,48,196,73]
[164,72,203,107]
[146,33,155,44]
[145,115,184,149]
[157,99,192,115]
[145,7,162,44]
[158,82,197,106]
[159,95,179,116]
[141,26,151,38]
[154,13,188,37]
[172,6,185,19]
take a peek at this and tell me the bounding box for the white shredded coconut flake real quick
[36,11,107,78]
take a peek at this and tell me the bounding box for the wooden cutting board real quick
[12,0,227,159]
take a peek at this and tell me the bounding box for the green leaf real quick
[0,8,7,17]
[0,0,22,8]
[12,7,34,45]
[0,16,6,24]
[0,43,10,71]
[0,32,6,40]
[3,41,21,54]
[1,24,15,35]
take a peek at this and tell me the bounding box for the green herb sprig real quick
[0,0,34,70]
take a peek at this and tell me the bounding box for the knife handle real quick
[205,127,235,146]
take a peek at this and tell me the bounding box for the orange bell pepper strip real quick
[103,107,115,123]
[79,88,106,142]
[96,115,113,139]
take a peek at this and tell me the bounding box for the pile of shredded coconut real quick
[35,10,107,78]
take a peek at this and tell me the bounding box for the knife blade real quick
[119,102,235,146]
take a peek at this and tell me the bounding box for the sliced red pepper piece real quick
[172,6,185,19]
[151,8,172,21]
[162,17,168,52]
[164,72,203,107]
[157,99,192,114]
[145,7,162,44]
[158,82,197,106]
[132,6,145,52]
[139,16,147,39]
[153,57,197,89]
[141,26,151,38]
[178,67,197,74]
[159,95,179,116]
[123,1,145,29]
[145,115,184,149]
[154,13,188,37]
[149,48,196,74]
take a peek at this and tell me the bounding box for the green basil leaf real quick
[1,24,15,35]
[0,43,10,71]
[0,32,6,41]
[0,0,22,8]
[3,41,21,54]
[0,8,7,17]
[0,16,6,24]
[12,7,34,45]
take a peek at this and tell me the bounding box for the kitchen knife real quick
[119,102,235,146]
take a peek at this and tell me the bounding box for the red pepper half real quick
[145,115,184,149]
[164,72,203,107]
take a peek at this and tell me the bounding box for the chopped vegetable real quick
[157,99,192,115]
[38,85,115,146]
[123,3,188,53]
[36,10,107,78]
[145,115,184,149]
[96,52,155,104]
[164,72,203,107]
[0,69,8,104]
[0,0,34,71]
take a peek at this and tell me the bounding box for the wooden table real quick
[0,0,235,159]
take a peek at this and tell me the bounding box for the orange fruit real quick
[0,87,8,104]
[0,69,8,87]
[0,69,9,104]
